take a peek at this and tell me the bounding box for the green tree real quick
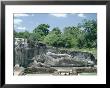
[44,27,63,47]
[33,24,50,35]
[33,24,50,41]
[63,26,81,48]
[77,30,86,48]
[16,32,24,38]
[23,31,30,39]
[51,27,61,34]
[27,33,38,48]
[14,30,30,39]
[79,19,97,48]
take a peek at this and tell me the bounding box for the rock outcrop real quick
[30,50,96,67]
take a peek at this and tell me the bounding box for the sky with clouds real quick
[14,13,97,32]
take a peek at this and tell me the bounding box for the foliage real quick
[62,26,82,48]
[27,33,38,48]
[78,19,97,48]
[51,27,61,34]
[33,24,50,41]
[14,19,97,49]
[14,31,30,39]
[43,27,63,47]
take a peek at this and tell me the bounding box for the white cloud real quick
[17,27,26,30]
[14,18,27,31]
[14,19,23,25]
[14,14,29,17]
[77,13,86,18]
[49,13,67,17]
[14,18,23,30]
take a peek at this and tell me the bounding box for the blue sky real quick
[14,13,97,32]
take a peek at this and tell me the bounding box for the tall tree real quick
[79,19,97,48]
[33,24,50,41]
[63,26,81,48]
[51,27,61,34]
[44,27,63,47]
[23,31,30,39]
[33,24,49,34]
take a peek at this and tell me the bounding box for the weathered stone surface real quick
[14,64,24,75]
[14,45,96,68]
[30,50,96,67]
[24,67,57,74]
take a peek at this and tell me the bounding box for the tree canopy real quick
[14,19,97,49]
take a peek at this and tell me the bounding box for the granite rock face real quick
[14,44,96,68]
[30,50,96,67]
